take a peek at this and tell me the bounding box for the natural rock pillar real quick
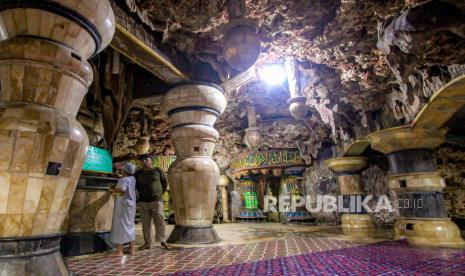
[327,157,375,236]
[0,1,115,274]
[368,126,465,247]
[163,82,226,244]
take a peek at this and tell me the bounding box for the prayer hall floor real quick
[65,223,465,275]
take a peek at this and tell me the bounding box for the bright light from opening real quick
[258,64,287,86]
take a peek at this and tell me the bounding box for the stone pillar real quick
[218,175,230,222]
[61,183,115,256]
[367,126,465,247]
[0,2,114,274]
[163,82,226,244]
[327,157,375,236]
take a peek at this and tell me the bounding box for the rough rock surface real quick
[112,0,465,222]
[115,0,465,150]
[361,157,399,226]
[113,96,174,161]
[435,146,465,218]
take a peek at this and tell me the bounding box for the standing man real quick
[110,163,137,256]
[135,155,172,250]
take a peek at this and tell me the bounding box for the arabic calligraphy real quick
[131,156,176,173]
[231,150,304,171]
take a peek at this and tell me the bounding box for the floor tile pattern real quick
[66,237,465,275]
[171,240,465,276]
[66,236,361,275]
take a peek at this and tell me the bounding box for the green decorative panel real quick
[244,191,258,209]
[82,146,113,174]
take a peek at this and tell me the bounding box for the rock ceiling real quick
[112,0,465,168]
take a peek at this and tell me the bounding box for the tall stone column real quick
[368,126,465,247]
[0,1,114,274]
[327,157,375,236]
[218,175,230,222]
[163,82,226,244]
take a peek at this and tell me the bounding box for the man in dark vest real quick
[135,155,172,250]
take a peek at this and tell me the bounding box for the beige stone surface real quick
[326,157,367,173]
[388,172,446,192]
[0,2,115,255]
[171,125,219,158]
[0,0,115,58]
[65,188,114,233]
[162,84,227,119]
[395,218,465,247]
[326,156,375,234]
[341,214,375,230]
[367,126,447,154]
[169,158,220,226]
[413,75,465,131]
[164,83,226,230]
[338,175,364,195]
[0,38,92,116]
[0,103,88,238]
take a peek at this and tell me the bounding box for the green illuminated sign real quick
[82,146,113,174]
[244,192,258,209]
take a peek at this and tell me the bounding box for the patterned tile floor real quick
[171,241,465,276]
[66,236,361,275]
[66,224,465,275]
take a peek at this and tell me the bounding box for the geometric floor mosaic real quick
[66,237,465,275]
[171,240,465,276]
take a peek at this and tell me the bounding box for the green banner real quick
[82,146,113,174]
[244,191,258,209]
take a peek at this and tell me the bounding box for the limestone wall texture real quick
[110,0,465,226]
[436,146,465,218]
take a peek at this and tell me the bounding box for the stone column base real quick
[0,235,70,276]
[341,214,375,237]
[167,225,220,244]
[395,218,465,247]
[61,231,112,256]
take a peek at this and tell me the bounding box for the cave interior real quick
[1,0,465,275]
